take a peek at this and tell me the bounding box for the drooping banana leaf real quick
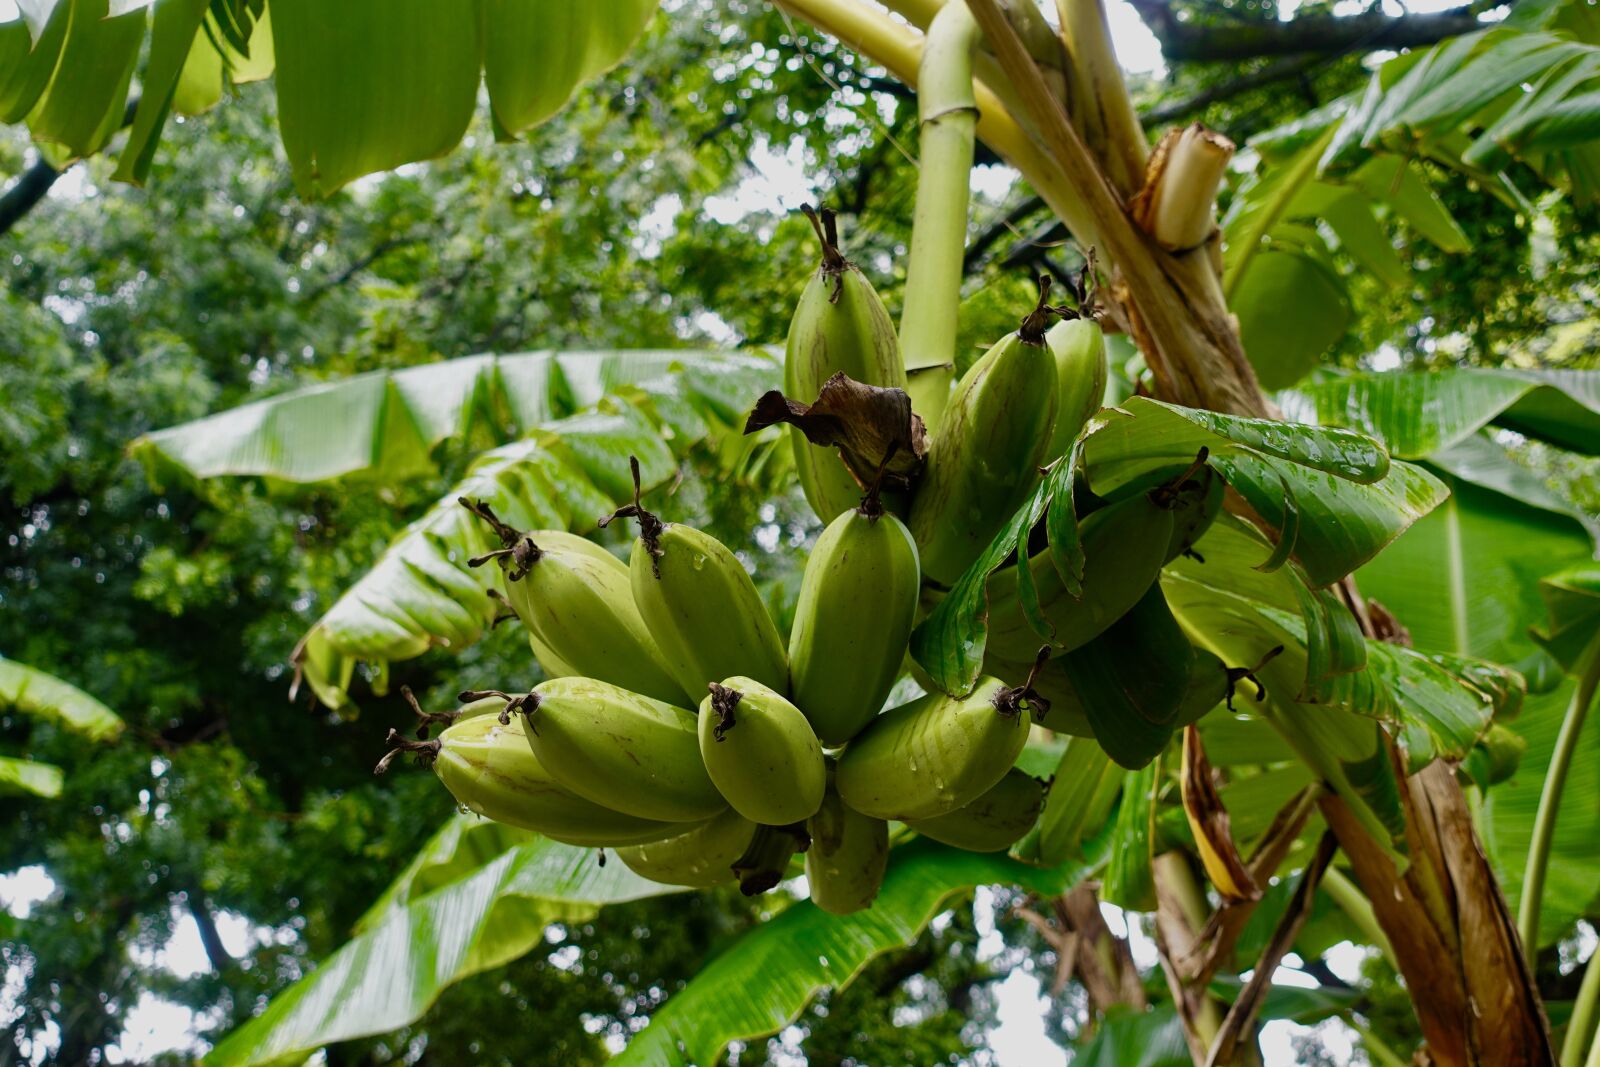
[0,756,64,798]
[354,814,536,934]
[6,0,660,193]
[1355,470,1599,945]
[611,839,1088,1067]
[203,834,680,1067]
[0,658,123,741]
[129,349,776,487]
[1278,367,1600,459]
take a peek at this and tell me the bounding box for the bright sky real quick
[0,0,1495,1062]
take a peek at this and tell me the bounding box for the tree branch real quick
[1140,53,1334,126]
[1127,0,1485,62]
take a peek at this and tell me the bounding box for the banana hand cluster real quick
[379,213,1241,912]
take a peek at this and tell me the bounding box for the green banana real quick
[462,503,690,706]
[508,676,726,823]
[989,646,1231,737]
[907,294,1060,586]
[836,675,1034,821]
[611,488,789,698]
[788,504,921,746]
[984,490,1174,662]
[1043,317,1106,462]
[906,767,1043,852]
[1061,583,1196,768]
[615,808,756,888]
[384,713,691,846]
[699,676,826,825]
[806,774,888,915]
[785,206,906,523]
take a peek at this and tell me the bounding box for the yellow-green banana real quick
[806,774,888,915]
[788,505,920,746]
[699,676,826,825]
[906,768,1043,852]
[393,713,691,846]
[1043,317,1106,462]
[615,808,756,888]
[836,676,1033,821]
[463,503,690,705]
[907,299,1059,586]
[984,490,1174,662]
[511,676,726,823]
[785,206,906,523]
[623,515,789,699]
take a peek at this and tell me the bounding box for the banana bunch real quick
[374,211,1237,912]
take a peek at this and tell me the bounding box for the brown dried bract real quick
[744,372,927,491]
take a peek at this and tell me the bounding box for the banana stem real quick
[1517,628,1600,952]
[1055,0,1149,199]
[899,0,980,432]
[1564,941,1600,1067]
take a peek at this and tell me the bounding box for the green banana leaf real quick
[204,833,679,1067]
[6,0,659,194]
[0,657,123,741]
[611,839,1088,1067]
[1531,563,1600,668]
[0,756,64,798]
[129,349,777,487]
[1071,1005,1193,1067]
[1279,368,1600,459]
[1355,474,1599,944]
[912,397,1444,698]
[355,815,536,934]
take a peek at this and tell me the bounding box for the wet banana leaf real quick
[130,349,776,487]
[1100,763,1158,911]
[1279,367,1600,458]
[204,835,678,1067]
[0,657,123,740]
[1084,397,1446,586]
[611,839,1090,1067]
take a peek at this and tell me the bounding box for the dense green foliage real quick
[2,2,1597,1064]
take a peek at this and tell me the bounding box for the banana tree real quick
[13,1,1600,1065]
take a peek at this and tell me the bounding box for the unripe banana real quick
[836,676,1034,821]
[908,299,1060,586]
[905,767,1043,852]
[462,507,691,706]
[699,676,826,825]
[1043,317,1106,462]
[789,505,921,746]
[615,808,756,888]
[984,491,1174,662]
[785,206,906,523]
[513,676,725,823]
[625,518,789,699]
[410,713,692,846]
[806,775,888,915]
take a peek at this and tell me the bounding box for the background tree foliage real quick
[1,0,1596,1063]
